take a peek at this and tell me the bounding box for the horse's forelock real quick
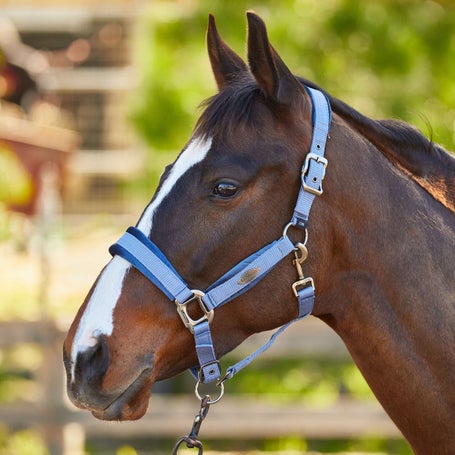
[195,77,270,139]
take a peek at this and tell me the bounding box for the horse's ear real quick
[247,11,303,105]
[207,14,248,90]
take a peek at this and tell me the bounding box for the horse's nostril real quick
[74,336,109,385]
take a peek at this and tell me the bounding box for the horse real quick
[63,12,455,454]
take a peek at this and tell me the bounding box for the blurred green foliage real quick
[0,344,42,403]
[221,357,374,405]
[131,0,454,160]
[0,425,48,455]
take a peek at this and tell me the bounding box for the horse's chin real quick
[91,369,153,421]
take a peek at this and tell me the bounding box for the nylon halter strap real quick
[109,86,331,385]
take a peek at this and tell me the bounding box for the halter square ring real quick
[175,290,214,334]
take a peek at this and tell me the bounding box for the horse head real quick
[63,12,328,421]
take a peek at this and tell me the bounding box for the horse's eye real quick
[212,182,238,199]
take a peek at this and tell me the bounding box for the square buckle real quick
[175,290,214,334]
[292,277,315,297]
[302,152,328,196]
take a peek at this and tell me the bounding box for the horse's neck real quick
[317,120,455,454]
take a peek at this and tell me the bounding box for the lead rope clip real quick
[172,395,211,455]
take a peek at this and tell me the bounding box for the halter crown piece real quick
[109,86,331,386]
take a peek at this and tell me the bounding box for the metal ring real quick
[283,222,309,247]
[172,437,203,455]
[194,379,224,405]
[302,228,309,246]
[282,222,293,238]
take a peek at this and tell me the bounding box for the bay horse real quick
[63,12,455,454]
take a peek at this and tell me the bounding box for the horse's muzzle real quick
[63,338,154,420]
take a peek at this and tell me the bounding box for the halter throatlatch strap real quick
[109,85,331,384]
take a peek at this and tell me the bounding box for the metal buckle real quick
[302,152,328,196]
[175,290,214,334]
[292,277,315,297]
[198,360,220,383]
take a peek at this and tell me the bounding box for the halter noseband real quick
[109,86,331,385]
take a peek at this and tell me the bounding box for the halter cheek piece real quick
[109,86,331,386]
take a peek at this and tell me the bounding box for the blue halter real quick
[109,86,331,385]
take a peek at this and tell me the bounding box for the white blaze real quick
[70,136,212,373]
[137,136,212,233]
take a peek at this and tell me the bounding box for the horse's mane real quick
[299,77,455,213]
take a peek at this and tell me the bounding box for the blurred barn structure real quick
[1,2,142,217]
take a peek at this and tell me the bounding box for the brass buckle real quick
[175,290,214,334]
[292,277,315,297]
[302,152,328,196]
